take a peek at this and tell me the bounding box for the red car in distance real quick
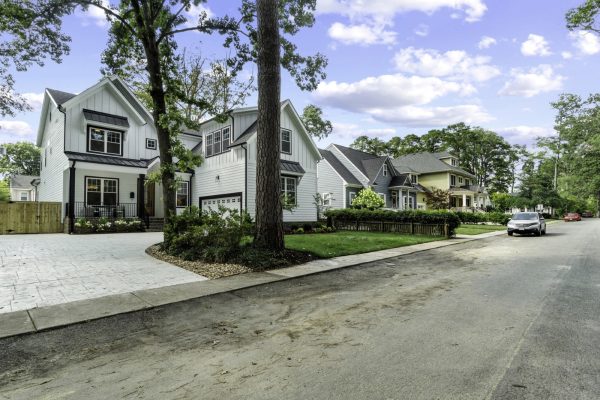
[564,212,581,222]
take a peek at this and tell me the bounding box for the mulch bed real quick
[146,244,316,280]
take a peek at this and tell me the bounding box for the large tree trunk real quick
[254,0,284,251]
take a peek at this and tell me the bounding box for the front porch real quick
[386,188,420,210]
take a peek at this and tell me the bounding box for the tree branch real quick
[159,21,248,42]
[76,0,136,35]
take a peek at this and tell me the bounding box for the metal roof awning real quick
[65,151,149,168]
[83,109,130,128]
[281,160,305,175]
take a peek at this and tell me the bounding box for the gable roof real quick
[47,89,76,105]
[330,144,387,183]
[230,120,256,147]
[319,149,362,186]
[9,175,39,189]
[433,151,454,159]
[392,152,476,179]
[389,174,412,188]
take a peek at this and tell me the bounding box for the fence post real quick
[410,222,414,235]
[444,223,448,237]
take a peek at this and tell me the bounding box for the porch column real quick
[68,164,76,234]
[137,174,145,220]
[462,193,467,209]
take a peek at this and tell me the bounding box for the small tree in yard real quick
[352,187,385,210]
[425,188,450,210]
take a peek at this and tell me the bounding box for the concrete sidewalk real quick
[0,230,506,340]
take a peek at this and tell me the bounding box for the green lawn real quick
[285,231,445,258]
[455,224,506,235]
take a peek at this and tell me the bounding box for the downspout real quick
[241,143,248,212]
[57,104,74,233]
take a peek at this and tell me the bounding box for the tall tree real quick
[301,104,332,139]
[254,0,283,250]
[567,0,600,34]
[0,142,41,176]
[350,135,389,156]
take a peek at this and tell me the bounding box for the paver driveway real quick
[0,233,206,314]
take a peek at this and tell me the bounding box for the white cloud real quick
[393,47,501,82]
[0,121,33,136]
[77,0,110,27]
[370,105,493,126]
[21,93,44,111]
[328,22,396,46]
[315,73,474,111]
[478,36,497,49]
[414,24,429,37]
[315,73,491,127]
[498,65,565,98]
[184,3,215,28]
[569,31,600,55]
[521,34,552,57]
[331,122,396,139]
[318,0,487,23]
[561,51,573,59]
[498,126,555,144]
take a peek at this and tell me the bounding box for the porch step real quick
[145,217,164,232]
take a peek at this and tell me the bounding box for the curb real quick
[0,231,506,340]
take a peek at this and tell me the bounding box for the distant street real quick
[1,220,599,399]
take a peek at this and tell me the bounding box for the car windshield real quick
[512,213,538,220]
[568,213,578,216]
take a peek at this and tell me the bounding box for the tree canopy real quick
[301,104,332,139]
[0,142,41,177]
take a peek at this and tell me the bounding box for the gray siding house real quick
[317,144,424,210]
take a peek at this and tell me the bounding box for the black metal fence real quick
[334,220,448,237]
[68,202,138,219]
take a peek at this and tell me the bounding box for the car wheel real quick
[535,229,541,237]
[508,231,513,236]
[542,229,546,235]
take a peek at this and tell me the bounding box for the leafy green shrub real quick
[325,208,460,236]
[455,211,510,225]
[163,206,254,262]
[295,227,304,234]
[351,187,385,210]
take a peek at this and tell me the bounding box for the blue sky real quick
[2,0,599,150]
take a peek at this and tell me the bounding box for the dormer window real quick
[451,158,457,166]
[383,164,388,176]
[281,129,291,154]
[205,126,231,157]
[411,174,417,184]
[88,127,122,156]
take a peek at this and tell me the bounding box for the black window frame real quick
[281,128,292,155]
[205,126,232,158]
[176,181,190,208]
[450,175,456,187]
[87,125,124,157]
[146,138,157,150]
[84,176,120,206]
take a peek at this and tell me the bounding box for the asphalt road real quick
[1,220,599,399]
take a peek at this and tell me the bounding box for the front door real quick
[391,191,398,208]
[145,181,155,217]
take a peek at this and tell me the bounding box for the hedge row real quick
[455,211,511,225]
[324,209,461,236]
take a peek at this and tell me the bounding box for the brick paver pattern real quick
[0,233,205,313]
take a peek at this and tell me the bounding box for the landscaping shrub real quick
[163,206,254,262]
[351,187,385,209]
[455,211,510,225]
[73,217,144,233]
[324,208,460,236]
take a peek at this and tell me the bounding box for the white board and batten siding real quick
[316,159,345,209]
[38,99,69,218]
[63,85,159,161]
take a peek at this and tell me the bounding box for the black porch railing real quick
[68,202,139,219]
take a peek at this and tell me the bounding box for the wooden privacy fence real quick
[0,202,63,234]
[334,220,449,237]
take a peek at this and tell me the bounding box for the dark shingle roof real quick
[319,149,362,185]
[392,152,476,179]
[389,174,412,188]
[281,159,305,174]
[47,88,77,105]
[9,175,39,189]
[83,109,129,128]
[229,120,257,147]
[65,151,151,168]
[331,144,385,182]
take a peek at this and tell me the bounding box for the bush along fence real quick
[455,211,510,225]
[324,209,461,237]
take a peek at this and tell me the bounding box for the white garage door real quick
[200,195,242,213]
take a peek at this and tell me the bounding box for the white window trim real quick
[176,181,189,208]
[450,175,456,187]
[146,138,157,150]
[281,176,297,206]
[383,164,388,177]
[205,126,232,157]
[322,192,332,206]
[88,127,122,156]
[349,191,357,206]
[281,128,292,155]
[20,191,29,201]
[378,193,386,204]
[86,177,119,205]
